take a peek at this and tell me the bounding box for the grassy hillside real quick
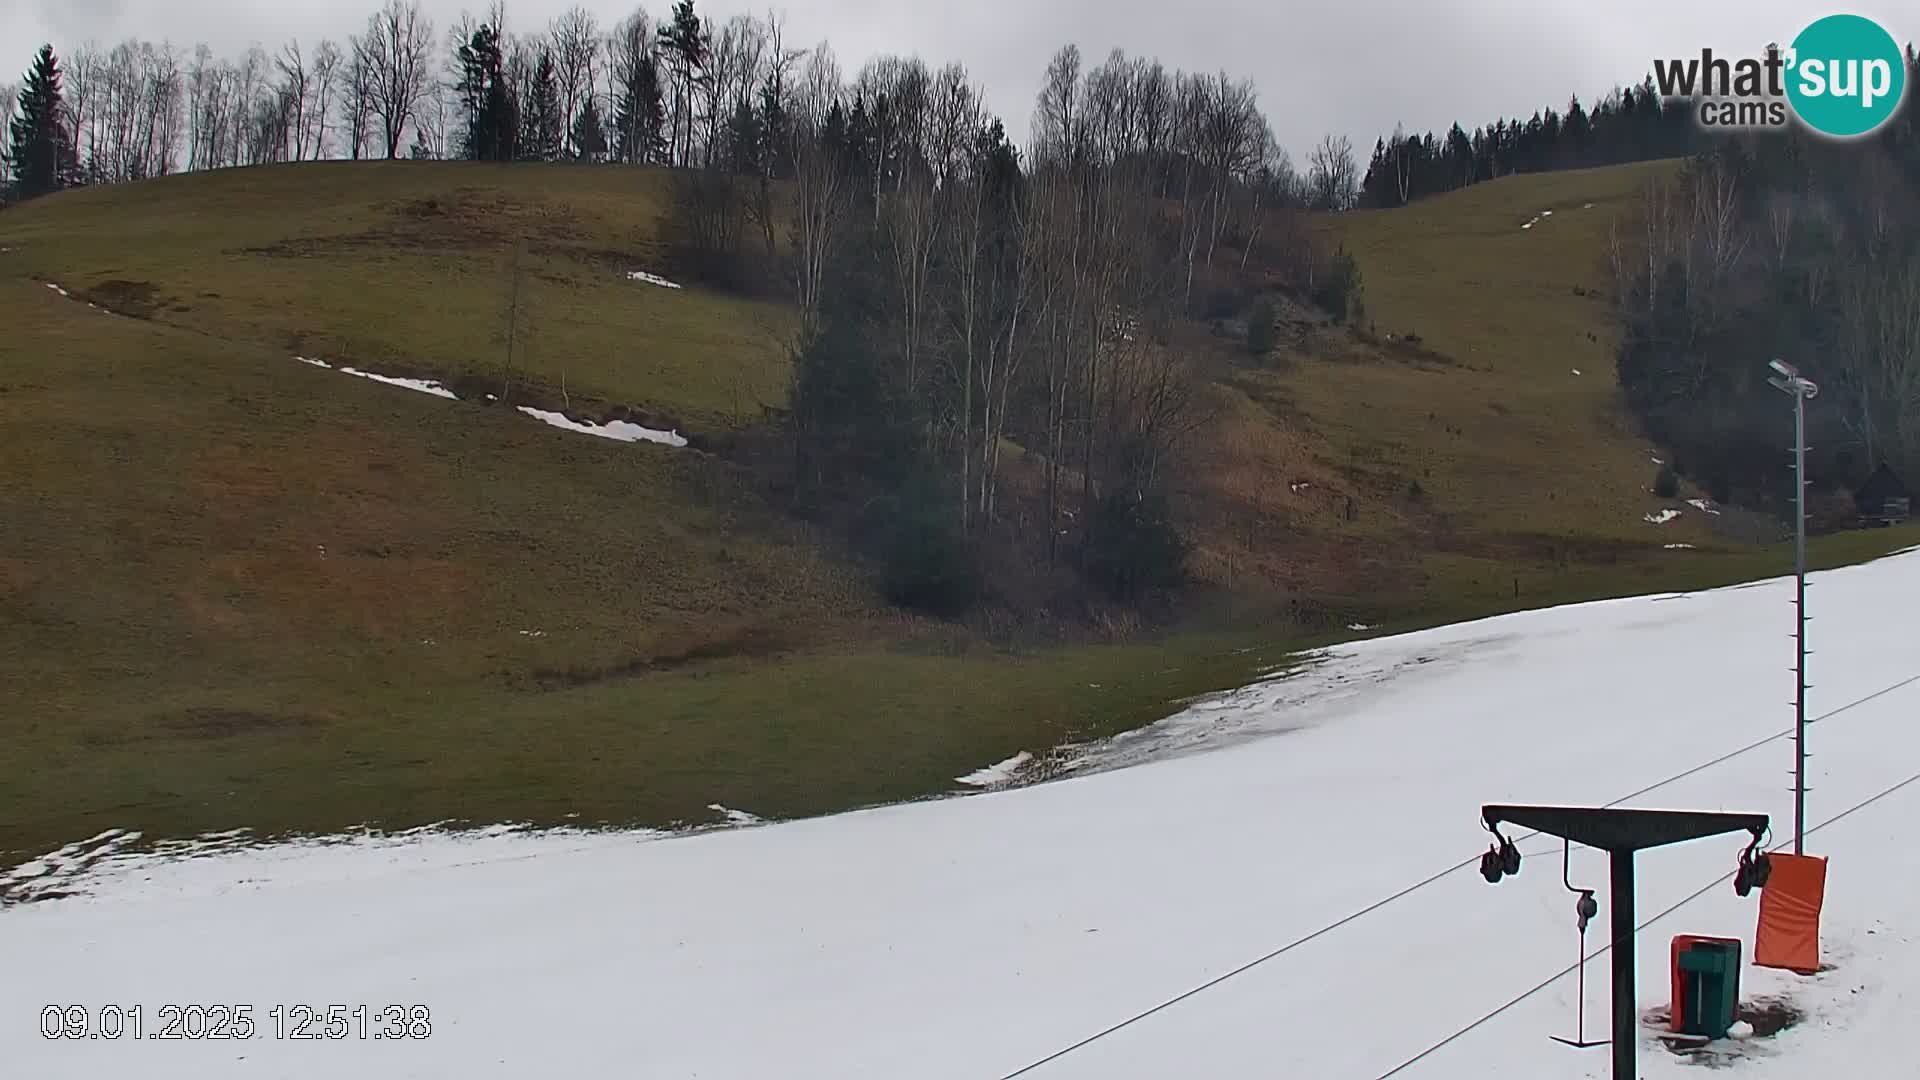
[3,160,1912,865]
[1179,161,1777,614]
[0,162,792,430]
[0,219,1293,861]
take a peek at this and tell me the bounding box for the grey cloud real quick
[1,0,1896,161]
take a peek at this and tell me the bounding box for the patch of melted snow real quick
[517,406,688,448]
[956,751,1034,788]
[338,365,458,399]
[293,355,458,399]
[1645,509,1683,526]
[627,271,684,290]
[707,804,763,826]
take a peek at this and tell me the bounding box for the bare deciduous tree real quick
[360,0,435,159]
[340,36,377,160]
[276,42,311,161]
[309,40,342,159]
[551,6,599,156]
[1307,133,1358,211]
[789,42,845,334]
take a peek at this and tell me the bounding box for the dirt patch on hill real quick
[521,625,794,690]
[80,279,163,318]
[158,708,325,739]
[79,708,327,747]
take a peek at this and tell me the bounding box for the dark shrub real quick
[1314,248,1364,324]
[877,488,980,617]
[1202,282,1251,321]
[1247,296,1278,356]
[1654,464,1680,499]
[1082,493,1188,601]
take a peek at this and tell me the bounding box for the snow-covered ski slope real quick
[6,549,1918,1079]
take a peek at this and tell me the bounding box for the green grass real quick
[1182,161,1728,601]
[0,162,795,429]
[1323,160,1683,543]
[2,159,1912,866]
[0,273,1300,861]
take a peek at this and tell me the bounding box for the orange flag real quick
[1754,853,1827,975]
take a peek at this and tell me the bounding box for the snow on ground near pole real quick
[5,552,1920,1079]
[517,406,689,448]
[627,270,684,289]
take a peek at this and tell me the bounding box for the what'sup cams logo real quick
[1654,14,1909,138]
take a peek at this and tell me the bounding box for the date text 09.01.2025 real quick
[39,1004,433,1041]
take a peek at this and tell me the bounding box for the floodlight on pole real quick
[1768,359,1817,855]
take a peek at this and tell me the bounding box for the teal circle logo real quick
[1785,14,1907,138]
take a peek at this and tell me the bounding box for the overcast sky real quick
[3,1,1910,160]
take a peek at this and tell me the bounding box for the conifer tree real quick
[571,96,608,163]
[613,50,666,165]
[6,45,78,201]
[520,51,562,161]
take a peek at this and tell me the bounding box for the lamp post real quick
[1768,359,1818,855]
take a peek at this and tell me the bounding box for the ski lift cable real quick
[1375,766,1920,1079]
[996,671,1919,1080]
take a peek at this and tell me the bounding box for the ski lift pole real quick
[1553,839,1604,1049]
[1479,805,1769,1080]
[1794,383,1806,855]
[1769,359,1818,855]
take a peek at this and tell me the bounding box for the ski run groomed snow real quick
[5,549,1920,1079]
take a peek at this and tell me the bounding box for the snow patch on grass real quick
[1665,543,1697,550]
[1645,508,1683,525]
[1,829,144,905]
[3,823,643,908]
[627,270,683,290]
[517,406,688,448]
[292,356,458,399]
[707,804,763,826]
[956,750,1033,788]
[1688,498,1723,516]
[337,366,458,399]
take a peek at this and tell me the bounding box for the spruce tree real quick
[1563,97,1591,165]
[6,45,77,202]
[613,51,665,164]
[661,0,707,164]
[726,100,761,175]
[520,52,562,162]
[571,97,608,163]
[457,25,516,161]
